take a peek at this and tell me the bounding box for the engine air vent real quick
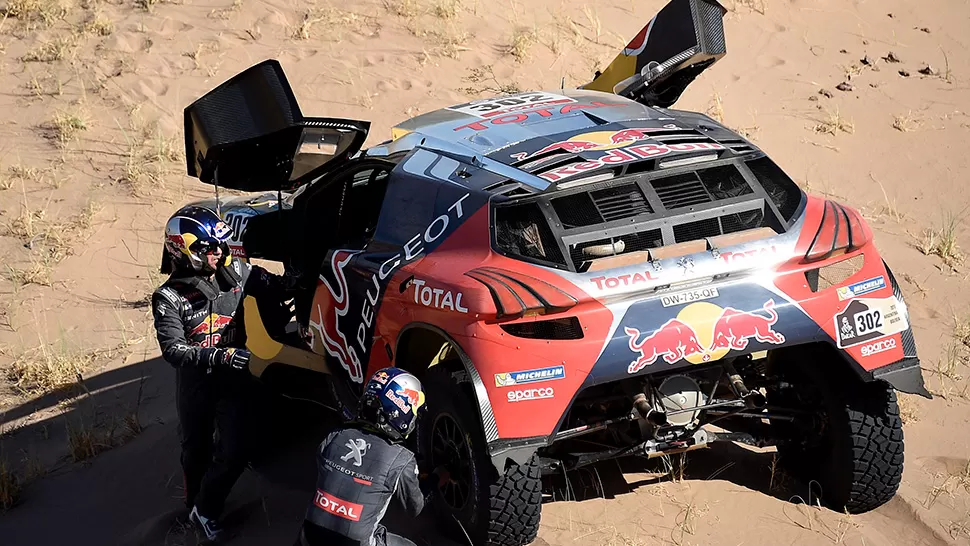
[551,193,602,228]
[501,317,584,340]
[652,173,712,209]
[591,184,652,222]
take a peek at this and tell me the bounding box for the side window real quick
[341,164,393,244]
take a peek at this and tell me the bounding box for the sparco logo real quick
[507,387,554,402]
[309,193,470,383]
[861,337,896,357]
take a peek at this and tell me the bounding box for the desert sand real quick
[0,0,968,544]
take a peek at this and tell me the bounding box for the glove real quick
[202,347,252,370]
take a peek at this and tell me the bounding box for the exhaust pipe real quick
[633,392,668,426]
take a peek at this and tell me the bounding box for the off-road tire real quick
[769,349,904,514]
[418,366,542,546]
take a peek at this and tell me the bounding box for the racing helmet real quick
[163,205,233,273]
[357,368,426,441]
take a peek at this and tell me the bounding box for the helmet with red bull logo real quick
[163,205,234,274]
[357,367,426,441]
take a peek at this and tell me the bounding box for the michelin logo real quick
[495,365,565,388]
[837,276,886,301]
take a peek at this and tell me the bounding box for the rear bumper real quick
[870,357,932,399]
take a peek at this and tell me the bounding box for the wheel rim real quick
[430,412,473,511]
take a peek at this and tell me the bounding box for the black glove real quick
[202,347,252,370]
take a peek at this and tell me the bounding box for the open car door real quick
[183,59,370,193]
[582,0,728,108]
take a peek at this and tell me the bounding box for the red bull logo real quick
[510,126,684,163]
[625,319,705,373]
[189,313,234,337]
[710,299,786,351]
[395,386,421,407]
[309,250,364,383]
[624,299,786,372]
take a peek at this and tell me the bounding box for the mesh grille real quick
[501,317,584,340]
[652,173,712,209]
[591,184,652,222]
[698,165,752,200]
[747,157,802,221]
[494,203,566,266]
[720,209,765,234]
[674,218,721,243]
[697,0,727,54]
[805,254,866,292]
[552,193,602,228]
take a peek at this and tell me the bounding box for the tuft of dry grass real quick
[733,0,767,15]
[708,93,725,123]
[1,0,70,28]
[892,112,921,132]
[506,25,538,63]
[6,341,115,397]
[814,109,855,135]
[459,64,521,96]
[293,6,376,41]
[432,0,460,19]
[0,458,20,511]
[21,34,77,62]
[954,312,970,350]
[4,257,55,286]
[383,0,418,17]
[897,393,920,423]
[81,10,112,35]
[925,343,968,400]
[45,108,89,146]
[916,210,963,266]
[5,199,103,265]
[66,417,117,463]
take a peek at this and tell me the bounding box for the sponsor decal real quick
[211,220,231,240]
[385,389,412,414]
[716,245,779,264]
[837,275,886,301]
[188,313,235,347]
[340,438,370,467]
[453,101,626,132]
[411,279,468,313]
[509,126,685,162]
[625,299,786,373]
[507,387,555,402]
[590,270,661,291]
[447,91,576,118]
[223,212,253,257]
[494,365,565,387]
[860,337,897,357]
[661,287,719,308]
[373,371,390,384]
[834,297,908,348]
[166,233,185,249]
[313,490,363,522]
[394,386,423,408]
[309,193,471,383]
[539,142,725,182]
[322,458,374,483]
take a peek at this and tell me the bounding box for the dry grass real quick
[66,417,119,463]
[383,0,418,17]
[1,0,71,29]
[0,458,20,511]
[892,112,921,132]
[432,0,460,19]
[708,93,725,123]
[22,34,77,62]
[916,210,963,266]
[81,10,112,35]
[5,199,103,265]
[925,343,968,400]
[924,459,970,509]
[506,25,538,63]
[897,393,920,423]
[4,257,55,286]
[870,173,904,222]
[45,108,89,146]
[733,0,767,15]
[955,312,970,350]
[459,64,521,96]
[293,6,376,41]
[6,341,115,397]
[814,109,855,135]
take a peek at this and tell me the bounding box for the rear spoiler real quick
[582,0,728,108]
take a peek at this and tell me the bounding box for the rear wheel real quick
[768,347,904,513]
[417,366,542,546]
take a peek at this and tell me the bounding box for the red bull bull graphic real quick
[189,314,235,347]
[539,141,724,183]
[624,299,787,373]
[710,299,786,351]
[510,126,685,163]
[309,250,364,383]
[395,386,422,407]
[625,319,705,373]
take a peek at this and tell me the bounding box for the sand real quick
[0,0,969,544]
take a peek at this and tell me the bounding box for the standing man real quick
[152,205,291,542]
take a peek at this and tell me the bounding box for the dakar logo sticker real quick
[625,299,786,373]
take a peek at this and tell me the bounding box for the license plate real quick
[661,287,719,308]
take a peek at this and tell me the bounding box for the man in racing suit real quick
[297,368,448,546]
[152,205,292,541]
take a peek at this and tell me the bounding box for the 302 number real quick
[854,310,883,335]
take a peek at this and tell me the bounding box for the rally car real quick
[172,1,930,544]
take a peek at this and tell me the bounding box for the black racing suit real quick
[151,257,290,519]
[297,426,439,546]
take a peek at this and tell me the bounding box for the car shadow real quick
[540,441,809,507]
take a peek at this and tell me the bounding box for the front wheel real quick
[417,366,542,546]
[769,349,904,513]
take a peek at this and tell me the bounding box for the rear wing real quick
[582,0,727,108]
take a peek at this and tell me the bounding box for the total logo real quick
[507,387,555,403]
[625,299,786,374]
[410,278,468,313]
[313,490,363,522]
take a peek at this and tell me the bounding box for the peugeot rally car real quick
[170,1,930,544]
